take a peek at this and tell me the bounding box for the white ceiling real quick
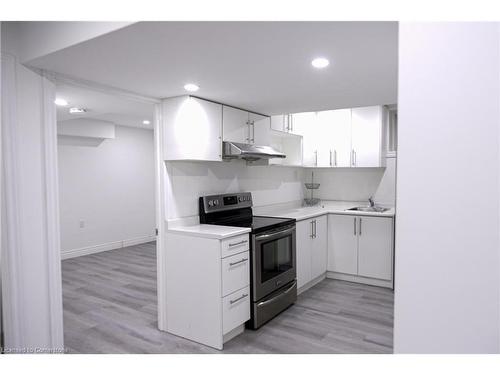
[31,22,398,115]
[55,84,154,129]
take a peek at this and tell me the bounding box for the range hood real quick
[223,141,286,162]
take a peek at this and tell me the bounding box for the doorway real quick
[54,83,158,353]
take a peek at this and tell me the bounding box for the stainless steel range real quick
[199,192,297,329]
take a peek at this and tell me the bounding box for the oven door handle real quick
[254,226,295,241]
[257,280,297,308]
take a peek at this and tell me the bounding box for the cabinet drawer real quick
[222,286,250,334]
[221,234,250,258]
[222,251,250,297]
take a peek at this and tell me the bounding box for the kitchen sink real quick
[346,206,389,213]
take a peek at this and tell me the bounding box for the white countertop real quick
[254,200,395,221]
[166,200,394,239]
[166,224,251,240]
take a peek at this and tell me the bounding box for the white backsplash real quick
[166,157,396,221]
[165,160,304,219]
[302,157,396,206]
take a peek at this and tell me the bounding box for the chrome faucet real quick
[368,196,375,207]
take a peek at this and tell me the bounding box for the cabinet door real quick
[357,216,393,280]
[311,215,328,279]
[163,96,222,161]
[270,115,289,132]
[327,214,358,275]
[351,106,383,167]
[317,109,352,167]
[296,219,312,289]
[250,113,270,145]
[223,106,250,143]
[291,112,318,166]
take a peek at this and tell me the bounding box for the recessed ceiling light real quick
[311,57,330,69]
[69,107,87,114]
[184,83,199,92]
[54,98,69,106]
[143,120,151,125]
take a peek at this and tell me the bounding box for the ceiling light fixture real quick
[69,107,87,114]
[54,98,69,106]
[143,120,151,125]
[184,83,199,92]
[311,57,330,69]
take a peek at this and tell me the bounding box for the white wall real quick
[166,161,304,219]
[58,125,155,256]
[394,23,500,353]
[304,157,396,205]
[1,54,64,351]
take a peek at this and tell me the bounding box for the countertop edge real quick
[166,225,251,240]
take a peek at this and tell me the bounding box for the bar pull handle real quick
[315,150,318,166]
[359,218,362,236]
[354,217,357,236]
[229,258,248,266]
[228,240,248,247]
[310,220,314,238]
[250,121,255,143]
[230,293,248,305]
[334,150,337,166]
[329,150,333,167]
[245,120,251,142]
[313,220,317,238]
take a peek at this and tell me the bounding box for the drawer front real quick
[222,286,250,334]
[222,251,250,297]
[221,234,250,258]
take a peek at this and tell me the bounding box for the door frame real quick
[1,62,163,349]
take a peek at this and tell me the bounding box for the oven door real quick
[252,225,296,301]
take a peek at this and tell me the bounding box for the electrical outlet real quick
[79,220,85,229]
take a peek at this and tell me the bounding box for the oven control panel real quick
[200,192,253,213]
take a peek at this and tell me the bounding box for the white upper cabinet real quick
[291,112,319,167]
[283,105,387,168]
[270,114,290,133]
[162,96,222,161]
[223,106,251,144]
[317,109,352,167]
[250,112,271,145]
[223,106,270,145]
[351,106,386,168]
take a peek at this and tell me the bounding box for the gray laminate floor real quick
[61,241,394,354]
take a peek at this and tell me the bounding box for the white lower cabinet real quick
[327,214,358,275]
[357,217,393,280]
[327,214,394,284]
[164,232,251,350]
[296,219,311,288]
[221,251,250,297]
[311,215,328,279]
[222,286,250,334]
[296,215,328,290]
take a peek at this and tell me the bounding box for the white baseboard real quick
[61,235,156,260]
[326,271,393,289]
